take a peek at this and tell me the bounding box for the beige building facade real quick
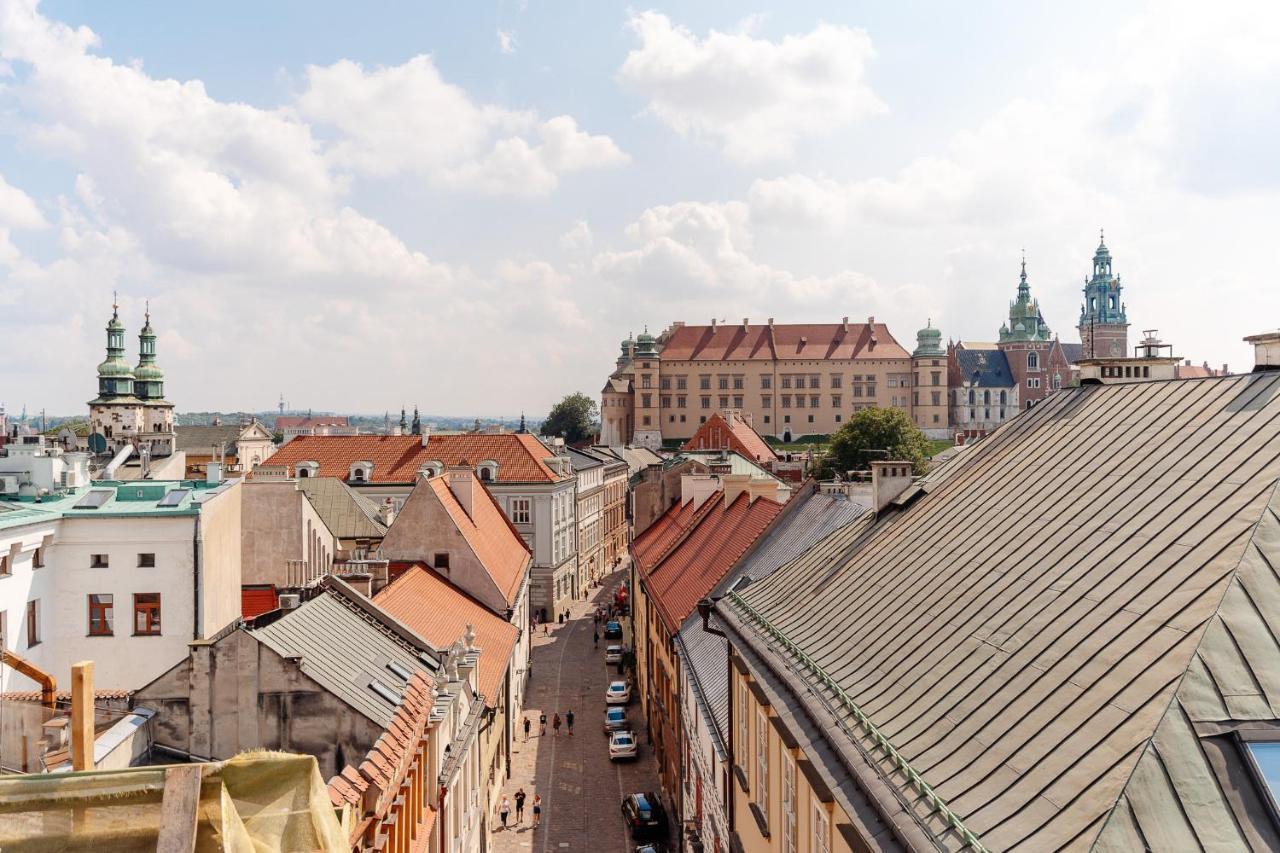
[602,319,957,447]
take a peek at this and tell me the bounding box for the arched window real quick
[983,390,991,405]
[999,390,1007,405]
[476,460,499,482]
[968,389,976,405]
[419,461,444,479]
[296,461,319,478]
[1028,352,1039,371]
[349,461,373,482]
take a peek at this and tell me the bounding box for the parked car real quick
[608,730,638,761]
[605,680,632,705]
[604,643,624,663]
[604,706,628,733]
[604,620,624,640]
[621,792,668,840]
[635,844,667,853]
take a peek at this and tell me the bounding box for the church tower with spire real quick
[88,298,175,458]
[133,303,175,457]
[1078,231,1130,358]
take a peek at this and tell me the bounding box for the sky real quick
[1,0,1278,417]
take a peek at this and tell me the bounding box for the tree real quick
[821,407,932,477]
[540,392,599,445]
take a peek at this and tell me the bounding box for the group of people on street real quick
[497,788,541,831]
[522,709,575,740]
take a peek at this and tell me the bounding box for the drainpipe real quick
[192,514,202,640]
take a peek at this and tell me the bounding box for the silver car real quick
[606,680,632,705]
[609,730,638,761]
[604,644,624,664]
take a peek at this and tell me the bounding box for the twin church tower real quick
[88,296,175,458]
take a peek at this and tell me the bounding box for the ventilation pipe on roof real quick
[711,318,717,329]
[447,466,476,519]
[421,426,431,447]
[842,316,849,332]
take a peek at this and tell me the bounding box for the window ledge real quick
[132,632,163,637]
[733,765,750,794]
[748,802,770,839]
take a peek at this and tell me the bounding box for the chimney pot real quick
[871,460,913,513]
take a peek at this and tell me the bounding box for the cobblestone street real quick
[490,567,664,853]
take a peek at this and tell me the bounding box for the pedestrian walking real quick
[499,796,511,830]
[514,788,526,823]
[523,715,531,742]
[539,712,547,735]
[532,794,542,827]
[593,629,598,648]
[566,709,575,735]
[553,712,562,736]
[542,622,549,636]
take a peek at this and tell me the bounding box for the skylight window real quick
[369,679,403,706]
[73,490,113,509]
[1246,742,1280,809]
[157,489,190,507]
[386,660,412,681]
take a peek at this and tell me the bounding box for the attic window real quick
[386,660,413,681]
[1246,742,1280,810]
[295,461,319,479]
[349,461,373,482]
[477,460,498,482]
[420,461,444,478]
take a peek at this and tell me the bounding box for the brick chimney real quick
[1245,331,1280,372]
[447,466,476,518]
[871,461,913,513]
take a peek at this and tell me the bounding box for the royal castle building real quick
[603,237,1144,446]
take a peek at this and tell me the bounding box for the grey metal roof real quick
[297,477,387,540]
[1060,341,1084,363]
[251,580,438,727]
[954,347,1015,388]
[725,373,1280,851]
[565,447,604,471]
[679,487,869,747]
[174,424,241,453]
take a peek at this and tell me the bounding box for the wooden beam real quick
[156,764,203,853]
[70,660,93,771]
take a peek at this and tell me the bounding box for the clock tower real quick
[1078,231,1130,358]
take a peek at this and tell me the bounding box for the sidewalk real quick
[489,567,658,853]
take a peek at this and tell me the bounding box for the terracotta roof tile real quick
[375,566,519,704]
[276,415,350,429]
[638,491,783,633]
[262,434,565,483]
[659,322,910,362]
[241,585,278,619]
[428,475,530,606]
[681,412,777,463]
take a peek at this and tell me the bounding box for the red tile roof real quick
[428,475,530,606]
[375,566,519,705]
[241,585,279,619]
[659,322,910,362]
[261,433,564,483]
[636,491,783,633]
[681,412,778,463]
[632,493,713,573]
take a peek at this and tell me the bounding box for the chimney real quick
[1185,359,1192,366]
[842,316,849,332]
[447,466,476,518]
[768,317,774,328]
[1223,363,1230,375]
[206,462,223,484]
[1244,331,1280,372]
[71,660,94,771]
[680,474,721,511]
[722,473,753,508]
[379,497,397,527]
[421,426,431,447]
[867,315,875,327]
[871,460,914,513]
[711,318,718,329]
[742,317,749,332]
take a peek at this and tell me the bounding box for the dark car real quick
[604,620,624,640]
[622,792,668,840]
[635,844,668,853]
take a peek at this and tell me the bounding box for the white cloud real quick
[0,174,47,229]
[559,220,592,251]
[618,11,885,163]
[497,30,516,55]
[299,55,626,195]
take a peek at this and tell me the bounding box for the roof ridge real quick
[645,491,724,573]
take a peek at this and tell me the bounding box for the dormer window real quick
[477,460,498,482]
[349,461,374,482]
[295,461,319,479]
[419,461,444,479]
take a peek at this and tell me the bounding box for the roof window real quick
[369,679,403,706]
[1246,741,1280,810]
[386,660,413,682]
[295,461,319,478]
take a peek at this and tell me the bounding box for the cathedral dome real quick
[913,320,944,357]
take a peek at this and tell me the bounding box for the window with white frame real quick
[782,751,797,853]
[736,682,749,773]
[510,498,531,524]
[756,707,769,818]
[811,802,830,853]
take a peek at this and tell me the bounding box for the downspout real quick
[192,514,202,640]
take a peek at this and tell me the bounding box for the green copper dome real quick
[913,320,944,357]
[134,305,166,400]
[635,326,658,357]
[96,300,136,399]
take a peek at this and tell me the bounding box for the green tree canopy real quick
[540,392,599,445]
[822,407,932,477]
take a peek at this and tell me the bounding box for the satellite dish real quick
[88,432,108,454]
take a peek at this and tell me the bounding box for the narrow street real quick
[491,568,664,853]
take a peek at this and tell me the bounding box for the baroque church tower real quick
[1078,232,1130,358]
[88,298,175,459]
